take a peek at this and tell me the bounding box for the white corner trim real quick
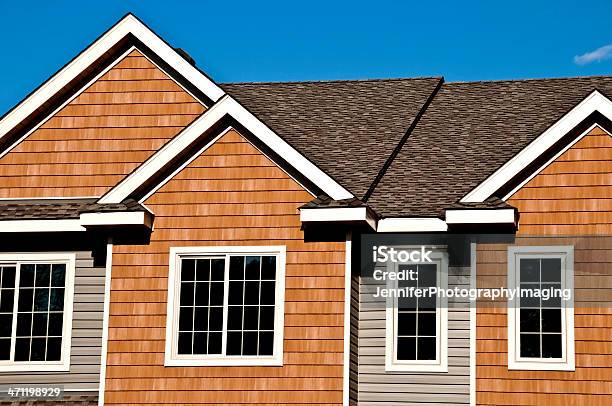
[445,208,516,225]
[469,243,476,406]
[376,218,448,232]
[300,207,376,230]
[462,90,612,203]
[0,14,224,142]
[99,95,353,204]
[98,242,113,406]
[0,252,76,372]
[507,245,575,371]
[164,245,286,367]
[79,211,152,228]
[0,219,85,233]
[342,232,352,406]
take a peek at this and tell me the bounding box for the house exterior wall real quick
[475,126,612,405]
[104,129,347,405]
[354,261,471,405]
[0,50,205,199]
[0,249,105,404]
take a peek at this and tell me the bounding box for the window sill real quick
[0,361,70,372]
[508,359,575,371]
[164,355,283,367]
[385,361,448,373]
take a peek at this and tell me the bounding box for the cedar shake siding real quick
[0,50,205,199]
[475,127,612,405]
[104,129,346,405]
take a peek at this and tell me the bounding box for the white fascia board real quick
[376,218,448,232]
[79,211,152,228]
[445,208,516,224]
[300,207,376,230]
[99,95,354,204]
[461,90,612,203]
[0,220,85,233]
[0,14,224,140]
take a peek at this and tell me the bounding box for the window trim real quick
[385,249,448,372]
[165,246,286,366]
[0,252,76,372]
[507,245,575,371]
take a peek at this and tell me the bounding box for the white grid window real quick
[0,254,75,372]
[508,246,575,371]
[166,246,285,366]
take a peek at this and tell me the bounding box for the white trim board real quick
[377,218,448,232]
[98,95,354,203]
[98,241,113,406]
[462,90,612,203]
[300,207,376,230]
[342,232,352,406]
[0,211,151,233]
[445,208,516,225]
[0,14,223,142]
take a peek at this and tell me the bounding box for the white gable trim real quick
[0,14,224,141]
[300,207,376,230]
[445,208,516,225]
[98,95,354,203]
[376,218,448,232]
[461,90,612,203]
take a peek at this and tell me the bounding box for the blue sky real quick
[2,1,612,114]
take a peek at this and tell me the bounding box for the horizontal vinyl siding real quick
[105,129,346,404]
[0,251,104,391]
[0,50,205,199]
[356,258,470,405]
[476,236,612,406]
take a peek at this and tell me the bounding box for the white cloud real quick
[574,44,612,65]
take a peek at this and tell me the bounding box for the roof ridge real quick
[361,77,445,203]
[221,76,443,86]
[446,73,612,85]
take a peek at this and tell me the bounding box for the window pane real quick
[242,331,258,355]
[519,284,540,308]
[177,332,192,355]
[193,332,207,354]
[46,337,62,361]
[193,307,208,331]
[34,288,49,312]
[208,332,222,354]
[520,309,540,333]
[418,313,436,336]
[541,258,561,282]
[226,332,241,355]
[245,256,260,280]
[258,331,274,355]
[541,284,562,307]
[397,337,416,360]
[417,337,436,360]
[0,292,13,313]
[210,259,224,282]
[49,288,64,311]
[520,334,540,357]
[542,334,562,358]
[243,306,259,330]
[228,282,243,305]
[209,282,224,306]
[229,257,244,280]
[520,259,540,282]
[0,314,12,337]
[1,267,15,288]
[30,338,46,361]
[32,313,48,336]
[417,264,436,287]
[542,309,562,333]
[397,312,416,336]
[194,282,209,306]
[259,306,274,330]
[14,338,30,361]
[180,282,194,306]
[227,306,243,330]
[261,256,276,280]
[51,265,66,287]
[260,282,275,306]
[20,265,35,287]
[208,307,223,331]
[35,264,51,287]
[195,259,210,282]
[0,338,10,360]
[244,281,260,305]
[398,296,416,311]
[181,259,196,281]
[16,313,32,336]
[48,313,63,336]
[178,307,193,331]
[17,288,33,312]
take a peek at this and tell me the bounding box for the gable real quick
[0,50,205,198]
[509,125,612,235]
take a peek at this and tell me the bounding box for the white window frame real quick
[165,246,286,366]
[0,252,76,372]
[507,246,575,371]
[385,249,448,372]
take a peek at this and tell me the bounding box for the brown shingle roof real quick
[0,198,147,220]
[222,77,443,198]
